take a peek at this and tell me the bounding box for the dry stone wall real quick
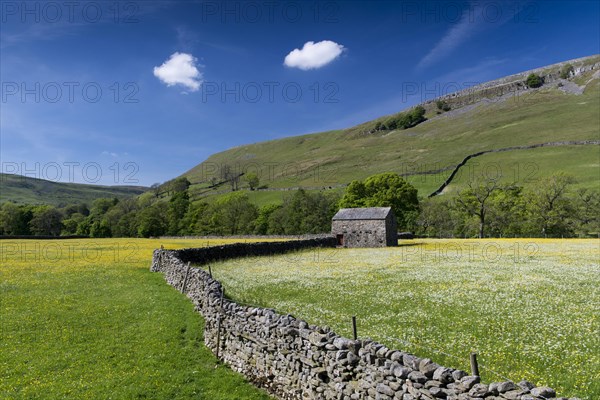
[151,240,579,400]
[425,57,600,109]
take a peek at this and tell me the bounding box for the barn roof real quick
[332,207,393,220]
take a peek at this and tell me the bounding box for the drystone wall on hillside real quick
[426,57,600,109]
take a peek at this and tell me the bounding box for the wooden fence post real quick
[180,262,191,293]
[352,316,357,340]
[470,352,480,376]
[215,288,225,359]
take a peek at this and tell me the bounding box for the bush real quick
[560,64,574,79]
[384,117,397,130]
[526,73,543,88]
[436,100,451,112]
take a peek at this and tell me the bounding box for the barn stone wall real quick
[151,240,575,400]
[332,219,388,247]
[385,214,398,246]
[332,216,397,248]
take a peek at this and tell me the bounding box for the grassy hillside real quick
[0,174,148,206]
[182,55,600,202]
[3,57,597,208]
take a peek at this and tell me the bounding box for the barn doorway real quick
[336,234,344,247]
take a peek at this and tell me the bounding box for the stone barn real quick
[331,207,397,248]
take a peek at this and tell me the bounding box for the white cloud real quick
[417,15,475,69]
[417,1,514,70]
[284,40,345,70]
[153,52,202,91]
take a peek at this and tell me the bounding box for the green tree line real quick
[418,173,599,238]
[1,173,597,238]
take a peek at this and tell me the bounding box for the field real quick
[210,239,600,399]
[0,238,273,399]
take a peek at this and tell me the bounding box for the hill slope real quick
[182,55,600,201]
[0,174,148,206]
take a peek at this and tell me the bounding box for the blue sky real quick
[1,0,599,186]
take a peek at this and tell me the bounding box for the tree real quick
[90,219,112,238]
[221,164,240,191]
[167,191,190,235]
[417,198,457,238]
[572,188,600,237]
[137,191,157,209]
[0,202,32,235]
[245,172,260,191]
[150,183,161,197]
[339,173,420,230]
[90,198,118,217]
[186,202,210,235]
[270,189,338,234]
[524,173,575,237]
[137,203,168,238]
[62,203,89,218]
[84,198,137,237]
[114,211,139,237]
[407,106,426,127]
[210,192,258,235]
[170,177,191,193]
[76,218,92,236]
[61,212,86,235]
[29,206,63,236]
[486,185,525,237]
[454,179,500,238]
[526,73,543,88]
[254,204,280,234]
[76,197,119,237]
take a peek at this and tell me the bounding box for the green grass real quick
[193,187,345,208]
[441,145,600,195]
[181,58,600,198]
[0,174,147,206]
[194,189,288,207]
[0,238,272,399]
[210,239,600,399]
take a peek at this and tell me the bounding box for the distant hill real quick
[0,174,148,206]
[181,55,600,204]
